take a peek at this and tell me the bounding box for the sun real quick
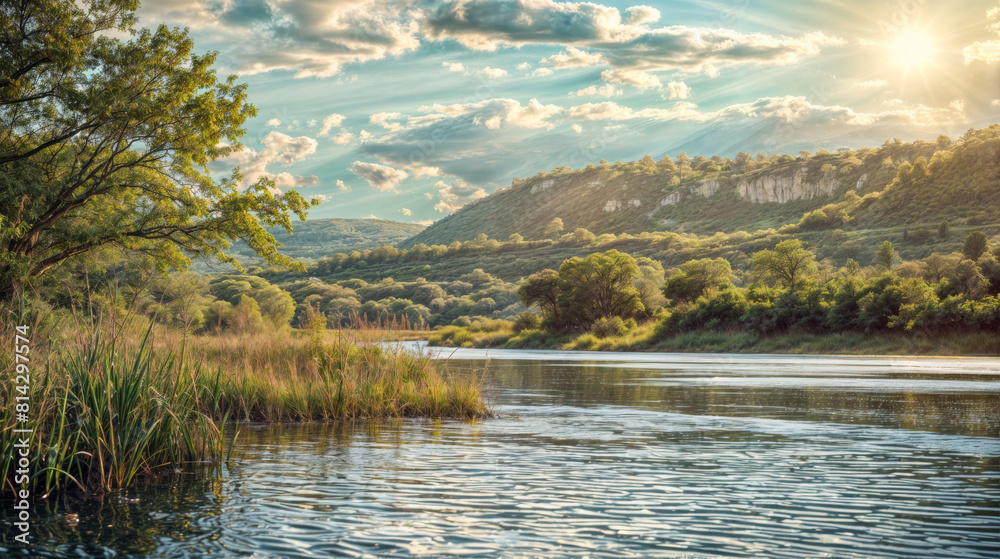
[889,29,936,67]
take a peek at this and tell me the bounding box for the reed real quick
[1,307,488,496]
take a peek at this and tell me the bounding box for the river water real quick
[3,346,999,558]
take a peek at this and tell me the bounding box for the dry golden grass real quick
[1,305,488,496]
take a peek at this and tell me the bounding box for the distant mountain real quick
[232,218,425,263]
[401,125,1000,248]
[657,115,953,161]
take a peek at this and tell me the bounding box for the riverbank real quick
[423,322,1000,356]
[0,318,488,496]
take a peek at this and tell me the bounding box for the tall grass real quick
[1,306,488,496]
[426,317,1000,356]
[1,323,234,496]
[170,328,487,421]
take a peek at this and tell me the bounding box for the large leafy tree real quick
[751,239,817,290]
[0,0,315,299]
[662,257,734,303]
[517,269,560,320]
[875,240,898,270]
[555,250,643,330]
[963,230,989,261]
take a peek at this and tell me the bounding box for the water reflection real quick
[2,349,998,558]
[461,358,1000,437]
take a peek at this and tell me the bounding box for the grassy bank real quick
[1,313,487,496]
[425,321,1000,356]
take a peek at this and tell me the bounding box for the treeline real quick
[29,225,999,343]
[656,234,999,338]
[508,231,1000,343]
[123,267,528,332]
[266,209,990,290]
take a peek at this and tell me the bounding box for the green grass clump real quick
[427,322,517,348]
[1,315,488,497]
[1,326,231,496]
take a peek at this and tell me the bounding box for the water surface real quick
[3,346,998,557]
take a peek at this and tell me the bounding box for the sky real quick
[136,0,1000,224]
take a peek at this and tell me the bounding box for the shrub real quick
[572,333,600,349]
[591,316,630,338]
[513,311,542,332]
[427,325,474,346]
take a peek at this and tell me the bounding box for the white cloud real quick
[625,5,660,25]
[992,99,1000,107]
[423,0,633,50]
[424,1,841,80]
[145,0,839,82]
[517,62,532,71]
[415,219,434,226]
[564,96,968,129]
[714,96,967,128]
[398,208,413,216]
[331,130,356,145]
[266,118,282,127]
[664,81,691,100]
[540,47,605,68]
[409,165,443,177]
[572,123,583,133]
[572,84,623,97]
[442,61,466,72]
[433,178,488,213]
[319,113,347,137]
[309,194,329,203]
[349,161,409,191]
[235,2,420,77]
[477,66,508,79]
[216,131,319,190]
[370,112,405,131]
[420,98,564,130]
[337,179,351,192]
[601,68,662,89]
[858,79,888,88]
[962,41,1000,63]
[962,7,1000,63]
[532,67,555,77]
[568,101,704,121]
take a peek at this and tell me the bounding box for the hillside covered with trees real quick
[230,218,425,263]
[402,126,1000,247]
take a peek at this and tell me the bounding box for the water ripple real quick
[3,350,998,558]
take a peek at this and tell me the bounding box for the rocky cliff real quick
[399,131,983,248]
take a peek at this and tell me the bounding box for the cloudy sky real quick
[138,0,1000,224]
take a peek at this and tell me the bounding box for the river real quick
[3,345,999,557]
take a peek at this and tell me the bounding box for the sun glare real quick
[890,29,936,66]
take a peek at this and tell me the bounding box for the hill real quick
[401,126,1000,248]
[231,218,425,263]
